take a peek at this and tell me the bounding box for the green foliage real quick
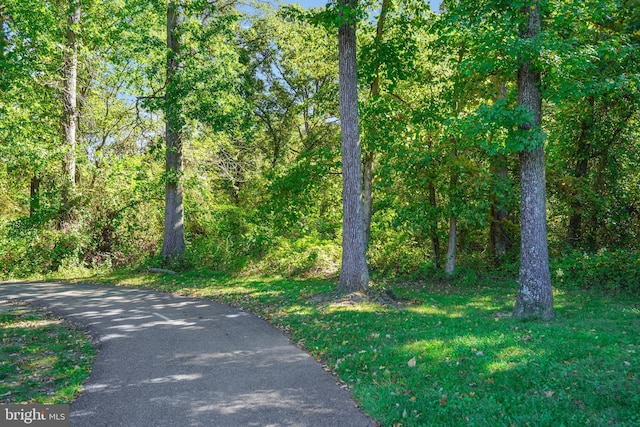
[367,209,427,276]
[552,249,640,294]
[254,234,341,278]
[0,218,88,278]
[0,0,638,291]
[185,205,273,272]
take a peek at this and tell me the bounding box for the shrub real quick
[185,205,274,272]
[551,249,640,294]
[251,234,341,277]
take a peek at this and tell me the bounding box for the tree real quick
[337,0,369,292]
[160,0,186,260]
[513,1,554,320]
[61,0,80,215]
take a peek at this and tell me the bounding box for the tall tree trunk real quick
[338,0,369,293]
[444,45,465,275]
[513,2,554,320]
[161,1,186,260]
[61,0,80,209]
[490,80,509,258]
[444,216,457,274]
[444,139,458,275]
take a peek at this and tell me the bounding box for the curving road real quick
[0,281,376,427]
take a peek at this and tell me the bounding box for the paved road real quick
[0,282,376,427]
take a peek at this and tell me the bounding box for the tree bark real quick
[444,216,456,275]
[338,0,369,293]
[161,1,186,260]
[61,0,80,207]
[444,140,458,276]
[513,2,554,320]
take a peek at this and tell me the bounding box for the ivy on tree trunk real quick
[161,1,186,261]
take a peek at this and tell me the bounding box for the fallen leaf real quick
[408,357,416,367]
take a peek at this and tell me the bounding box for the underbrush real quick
[551,249,640,295]
[3,208,639,298]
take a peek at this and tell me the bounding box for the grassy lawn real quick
[0,299,96,404]
[17,269,639,425]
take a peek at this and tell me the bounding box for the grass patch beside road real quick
[0,300,96,404]
[48,270,640,425]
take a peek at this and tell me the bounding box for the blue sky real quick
[280,0,442,12]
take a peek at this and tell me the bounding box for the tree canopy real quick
[1,0,638,309]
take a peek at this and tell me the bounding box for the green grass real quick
[38,269,640,425]
[0,300,96,404]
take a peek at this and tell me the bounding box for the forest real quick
[1,0,639,303]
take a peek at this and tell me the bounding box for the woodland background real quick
[1,0,638,294]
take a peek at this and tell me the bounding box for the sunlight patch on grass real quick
[404,339,447,353]
[485,346,531,375]
[406,305,450,316]
[325,302,384,313]
[4,319,62,329]
[485,359,514,375]
[450,333,508,351]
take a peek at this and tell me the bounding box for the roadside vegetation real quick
[0,299,96,404]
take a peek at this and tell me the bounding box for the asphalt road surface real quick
[0,281,377,427]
